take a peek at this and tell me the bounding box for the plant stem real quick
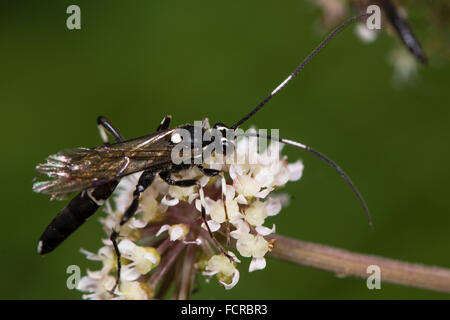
[177,243,196,300]
[267,234,450,294]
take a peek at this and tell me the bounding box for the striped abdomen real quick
[37,181,118,255]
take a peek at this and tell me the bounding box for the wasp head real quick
[202,122,236,158]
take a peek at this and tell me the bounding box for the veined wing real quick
[33,129,176,196]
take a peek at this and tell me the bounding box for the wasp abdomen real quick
[37,181,118,255]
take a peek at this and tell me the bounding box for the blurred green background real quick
[1,1,449,299]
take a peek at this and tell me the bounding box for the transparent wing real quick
[33,130,176,196]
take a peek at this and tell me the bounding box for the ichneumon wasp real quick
[34,14,375,293]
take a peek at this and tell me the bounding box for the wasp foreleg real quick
[197,166,231,245]
[198,185,233,262]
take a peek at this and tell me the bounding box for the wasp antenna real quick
[236,132,374,230]
[231,14,368,130]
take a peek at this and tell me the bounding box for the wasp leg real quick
[95,116,125,295]
[218,172,231,245]
[159,171,197,187]
[159,170,232,259]
[110,115,172,294]
[197,166,231,244]
[120,171,155,225]
[97,116,125,143]
[197,165,221,177]
[110,170,156,294]
[109,229,121,294]
[198,186,233,261]
[156,115,172,131]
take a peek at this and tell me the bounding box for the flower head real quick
[77,134,303,299]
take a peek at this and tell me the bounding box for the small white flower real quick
[201,219,221,232]
[244,200,268,226]
[188,192,199,204]
[209,199,243,224]
[265,197,282,216]
[249,257,267,272]
[169,224,189,241]
[168,185,196,201]
[161,195,179,206]
[209,200,227,224]
[233,175,261,198]
[255,224,276,236]
[80,246,116,275]
[119,281,153,300]
[118,239,160,276]
[254,168,274,188]
[156,224,170,237]
[228,164,241,180]
[287,160,304,181]
[254,187,274,199]
[220,269,240,290]
[156,223,189,241]
[77,271,116,300]
[226,250,241,263]
[236,233,269,258]
[235,194,248,204]
[273,164,290,186]
[205,254,240,289]
[138,195,163,224]
[230,219,250,240]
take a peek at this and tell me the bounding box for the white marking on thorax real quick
[171,133,182,144]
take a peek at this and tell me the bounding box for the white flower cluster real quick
[77,136,303,299]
